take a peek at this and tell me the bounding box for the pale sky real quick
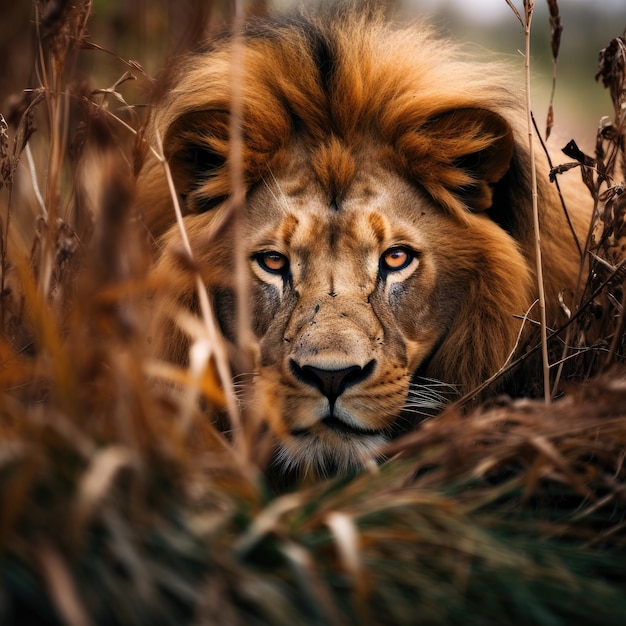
[405,0,625,23]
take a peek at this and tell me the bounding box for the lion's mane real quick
[138,4,588,408]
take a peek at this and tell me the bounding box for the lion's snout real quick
[289,359,376,412]
[282,297,383,410]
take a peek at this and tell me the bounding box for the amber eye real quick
[380,246,415,273]
[256,251,290,275]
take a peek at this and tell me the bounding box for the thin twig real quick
[454,256,626,409]
[604,281,626,369]
[531,112,582,257]
[450,299,539,406]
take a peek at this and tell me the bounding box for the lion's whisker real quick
[262,169,291,216]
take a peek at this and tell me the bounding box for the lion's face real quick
[151,103,537,477]
[233,145,510,474]
[141,9,586,477]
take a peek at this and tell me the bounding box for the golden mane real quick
[140,8,535,231]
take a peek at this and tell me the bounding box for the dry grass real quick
[1,1,625,624]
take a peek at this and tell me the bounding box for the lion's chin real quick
[272,429,388,479]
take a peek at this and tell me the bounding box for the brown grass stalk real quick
[228,0,260,465]
[506,0,551,404]
[153,128,244,455]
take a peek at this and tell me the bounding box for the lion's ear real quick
[404,108,515,214]
[163,110,231,213]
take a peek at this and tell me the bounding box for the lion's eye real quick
[380,246,415,273]
[256,251,290,275]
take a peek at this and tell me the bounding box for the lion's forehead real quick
[290,210,382,252]
[253,202,410,270]
[246,166,433,257]
[286,210,382,289]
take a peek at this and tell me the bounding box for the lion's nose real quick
[289,359,375,411]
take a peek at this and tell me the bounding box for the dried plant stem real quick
[520,1,551,404]
[228,0,264,464]
[39,543,94,626]
[230,0,252,353]
[25,143,47,217]
[452,299,538,409]
[154,130,244,453]
[33,4,59,301]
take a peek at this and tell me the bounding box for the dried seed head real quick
[596,33,626,122]
[36,0,93,73]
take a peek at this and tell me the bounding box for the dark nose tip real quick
[290,360,375,411]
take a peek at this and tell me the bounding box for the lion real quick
[137,5,590,476]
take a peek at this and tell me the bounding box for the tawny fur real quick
[137,6,590,473]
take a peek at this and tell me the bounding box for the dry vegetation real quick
[1,1,625,624]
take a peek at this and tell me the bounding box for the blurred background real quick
[401,0,626,149]
[2,0,625,150]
